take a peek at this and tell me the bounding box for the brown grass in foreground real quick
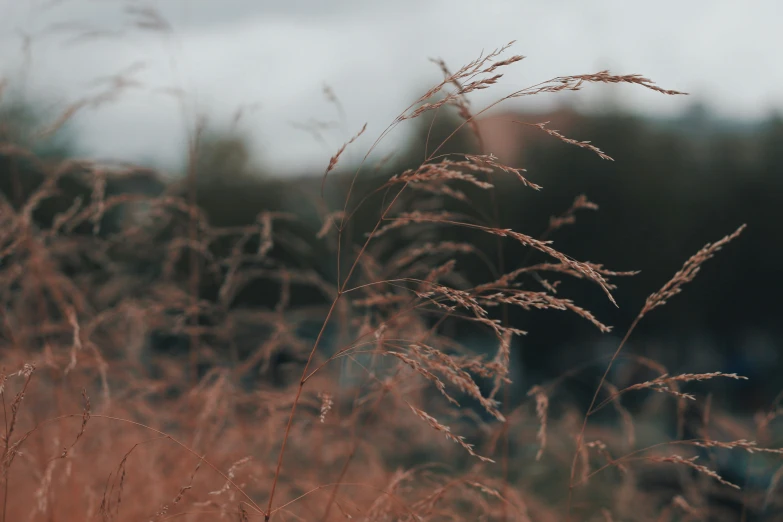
[1,38,782,522]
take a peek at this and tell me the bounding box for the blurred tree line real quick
[2,91,781,411]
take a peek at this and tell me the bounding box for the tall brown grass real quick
[1,28,781,522]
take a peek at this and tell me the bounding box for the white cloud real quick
[1,0,780,175]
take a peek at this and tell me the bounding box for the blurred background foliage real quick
[2,88,781,413]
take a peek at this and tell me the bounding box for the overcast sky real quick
[1,0,780,175]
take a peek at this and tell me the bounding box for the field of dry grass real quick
[2,28,783,522]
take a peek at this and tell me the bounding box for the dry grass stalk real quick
[209,456,251,497]
[527,385,549,461]
[596,372,749,410]
[601,382,636,450]
[648,455,739,489]
[407,404,494,463]
[642,225,746,317]
[322,123,367,194]
[567,225,748,520]
[547,195,599,235]
[317,391,333,423]
[3,31,766,522]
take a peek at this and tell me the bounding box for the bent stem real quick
[566,315,642,521]
[264,183,409,521]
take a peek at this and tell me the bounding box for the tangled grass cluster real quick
[1,37,781,522]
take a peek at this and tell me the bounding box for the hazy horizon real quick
[1,0,781,175]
